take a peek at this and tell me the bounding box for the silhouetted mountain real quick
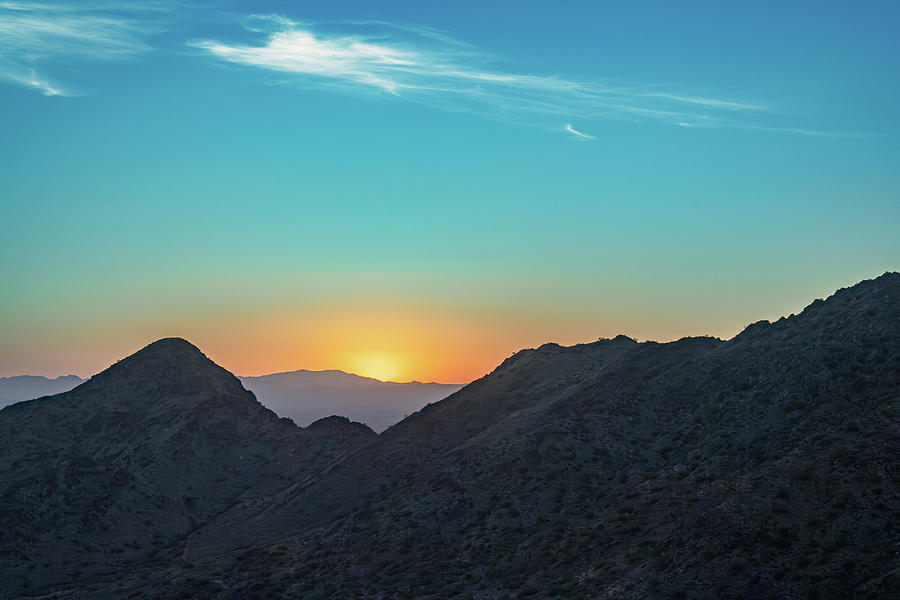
[1,273,898,599]
[0,374,83,408]
[239,370,463,432]
[0,338,375,597]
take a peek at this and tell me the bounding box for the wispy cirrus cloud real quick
[0,6,846,137]
[190,16,808,135]
[0,1,167,96]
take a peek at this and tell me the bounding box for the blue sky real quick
[0,1,898,380]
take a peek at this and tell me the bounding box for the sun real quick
[353,353,403,382]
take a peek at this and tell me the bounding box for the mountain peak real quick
[307,414,377,437]
[610,334,637,344]
[78,337,243,400]
[139,336,203,353]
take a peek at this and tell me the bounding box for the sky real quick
[1,0,898,383]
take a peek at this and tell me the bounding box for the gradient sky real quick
[1,0,898,383]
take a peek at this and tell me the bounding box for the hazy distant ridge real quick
[0,374,83,408]
[239,370,464,432]
[0,370,462,432]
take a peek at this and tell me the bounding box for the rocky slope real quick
[1,273,898,599]
[166,272,899,599]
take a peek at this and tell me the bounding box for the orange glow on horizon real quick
[2,294,715,384]
[172,301,534,384]
[350,352,404,382]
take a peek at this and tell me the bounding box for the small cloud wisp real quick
[565,124,595,141]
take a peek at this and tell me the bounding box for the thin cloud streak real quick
[3,67,71,96]
[192,16,801,135]
[565,124,595,141]
[0,1,166,96]
[642,93,768,111]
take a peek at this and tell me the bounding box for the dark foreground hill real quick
[1,273,898,599]
[0,339,375,598]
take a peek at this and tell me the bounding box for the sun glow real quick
[147,300,539,384]
[352,352,403,382]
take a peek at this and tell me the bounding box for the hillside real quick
[1,273,898,599]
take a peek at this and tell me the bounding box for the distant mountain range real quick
[0,374,84,408]
[238,371,462,432]
[0,272,897,599]
[0,370,462,433]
